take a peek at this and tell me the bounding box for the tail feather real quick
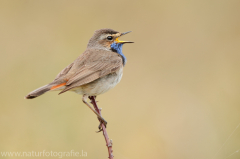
[25,85,51,99]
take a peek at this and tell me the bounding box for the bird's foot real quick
[96,118,107,133]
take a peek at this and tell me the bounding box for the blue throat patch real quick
[110,42,127,66]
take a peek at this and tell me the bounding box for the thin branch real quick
[211,122,240,159]
[89,96,114,159]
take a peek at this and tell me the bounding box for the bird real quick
[25,28,133,128]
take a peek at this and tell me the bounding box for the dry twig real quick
[89,96,114,159]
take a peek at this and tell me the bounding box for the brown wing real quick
[53,62,74,81]
[58,49,123,94]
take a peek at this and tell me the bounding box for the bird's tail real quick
[25,84,51,99]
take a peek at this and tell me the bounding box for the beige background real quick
[1,0,240,159]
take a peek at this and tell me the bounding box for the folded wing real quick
[58,49,123,94]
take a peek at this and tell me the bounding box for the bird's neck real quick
[110,43,127,66]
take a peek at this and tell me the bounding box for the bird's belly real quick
[72,67,123,96]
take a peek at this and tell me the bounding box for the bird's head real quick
[87,28,133,50]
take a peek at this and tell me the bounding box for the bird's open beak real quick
[115,31,134,44]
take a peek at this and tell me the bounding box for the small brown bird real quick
[25,28,133,127]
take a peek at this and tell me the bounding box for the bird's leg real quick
[88,96,102,131]
[88,96,106,132]
[82,95,107,127]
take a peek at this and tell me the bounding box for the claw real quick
[96,128,103,133]
[96,122,103,133]
[96,130,102,133]
[96,118,107,133]
[98,123,102,130]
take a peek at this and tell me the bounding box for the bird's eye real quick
[107,36,113,40]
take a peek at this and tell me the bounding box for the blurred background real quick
[0,0,240,158]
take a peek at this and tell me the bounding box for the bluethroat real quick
[25,28,133,127]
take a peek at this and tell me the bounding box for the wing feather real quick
[53,62,74,81]
[58,49,123,94]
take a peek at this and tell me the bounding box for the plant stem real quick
[89,96,114,159]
